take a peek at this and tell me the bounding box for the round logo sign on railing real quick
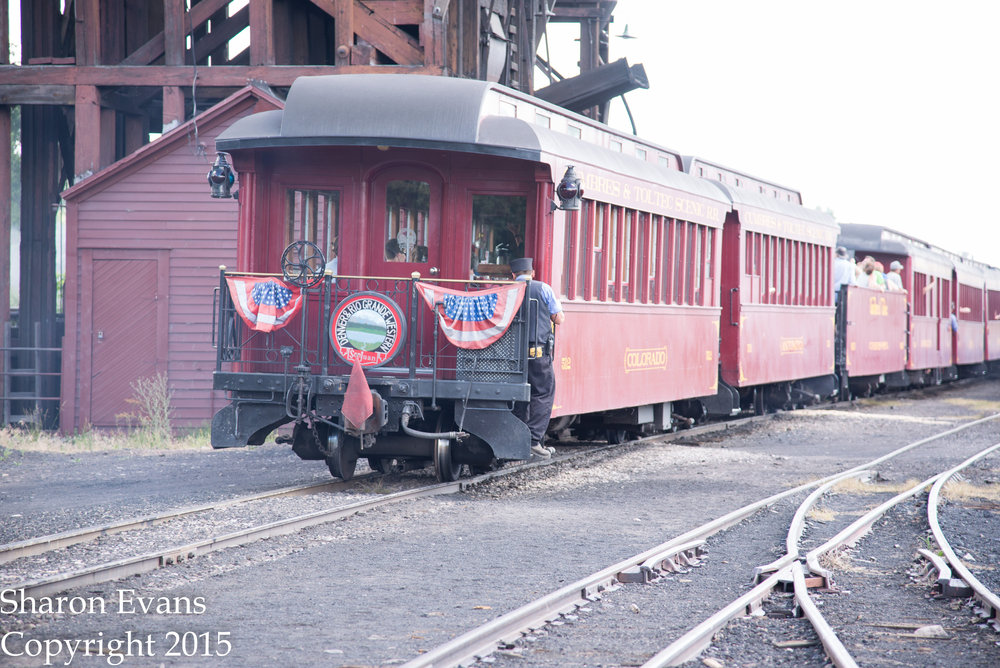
[330,292,406,367]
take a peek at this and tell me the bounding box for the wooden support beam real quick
[365,1,423,24]
[421,0,449,68]
[162,86,185,130]
[164,0,186,66]
[311,0,423,66]
[123,114,146,155]
[354,0,423,65]
[74,85,101,179]
[0,85,76,105]
[249,0,275,66]
[0,64,445,86]
[333,0,354,65]
[75,0,102,65]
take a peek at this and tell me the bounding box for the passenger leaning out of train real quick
[510,257,565,460]
[886,261,904,291]
[854,256,885,291]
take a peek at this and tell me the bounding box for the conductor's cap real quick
[510,257,533,273]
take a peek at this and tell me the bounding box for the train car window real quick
[913,272,928,316]
[792,241,800,305]
[562,207,576,298]
[534,112,551,128]
[610,139,622,153]
[592,204,607,300]
[636,148,647,160]
[499,100,517,117]
[649,215,659,287]
[988,289,1000,320]
[470,194,526,278]
[577,201,590,299]
[767,236,777,304]
[673,222,686,305]
[622,210,633,301]
[705,227,716,307]
[689,224,701,305]
[385,180,430,263]
[659,156,671,168]
[959,284,983,321]
[939,279,950,318]
[567,125,582,139]
[608,207,620,300]
[661,218,673,304]
[636,212,649,302]
[806,244,815,305]
[285,189,340,267]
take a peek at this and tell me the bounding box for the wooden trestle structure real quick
[0,0,626,427]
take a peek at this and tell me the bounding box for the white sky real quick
[544,0,1000,267]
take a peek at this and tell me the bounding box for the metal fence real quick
[2,321,62,427]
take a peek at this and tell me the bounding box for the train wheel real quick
[606,428,627,445]
[433,437,462,482]
[326,434,359,481]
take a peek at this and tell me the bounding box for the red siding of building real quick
[61,88,283,433]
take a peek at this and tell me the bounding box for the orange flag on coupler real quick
[342,360,374,429]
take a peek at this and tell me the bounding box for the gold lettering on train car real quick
[624,346,668,373]
[868,296,889,316]
[561,356,572,371]
[920,339,932,348]
[868,341,889,351]
[780,337,805,355]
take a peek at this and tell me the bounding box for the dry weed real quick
[940,479,1000,502]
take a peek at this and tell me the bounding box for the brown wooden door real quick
[89,257,163,427]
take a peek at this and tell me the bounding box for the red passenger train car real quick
[209,75,995,481]
[210,74,729,478]
[837,223,994,386]
[686,158,840,413]
[986,264,1000,366]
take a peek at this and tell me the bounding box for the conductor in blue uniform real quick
[510,257,565,458]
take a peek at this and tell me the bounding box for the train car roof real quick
[837,223,955,275]
[682,156,804,205]
[708,180,838,245]
[215,74,730,219]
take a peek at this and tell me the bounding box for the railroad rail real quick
[402,412,1000,668]
[1,413,769,600]
[649,439,1000,667]
[926,442,1000,631]
[10,479,467,599]
[0,478,362,565]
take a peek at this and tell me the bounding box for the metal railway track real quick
[10,477,467,599]
[0,477,363,565]
[401,412,1000,668]
[648,439,1000,668]
[1,412,770,600]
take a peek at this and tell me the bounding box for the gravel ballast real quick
[0,379,998,667]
